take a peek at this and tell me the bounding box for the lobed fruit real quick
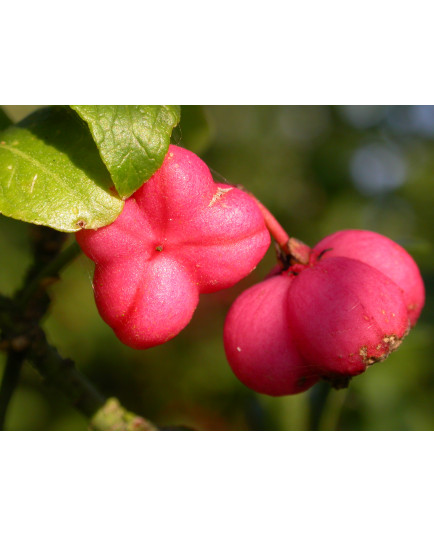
[312,230,424,326]
[77,145,270,349]
[224,274,319,396]
[224,229,425,395]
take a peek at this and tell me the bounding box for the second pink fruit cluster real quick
[224,229,425,395]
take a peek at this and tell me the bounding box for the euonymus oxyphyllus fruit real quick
[224,230,425,396]
[77,145,270,349]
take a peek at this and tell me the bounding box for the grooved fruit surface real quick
[314,229,425,326]
[77,145,271,349]
[224,274,319,396]
[223,228,425,395]
[287,256,409,377]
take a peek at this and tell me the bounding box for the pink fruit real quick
[224,229,425,394]
[313,230,425,326]
[224,275,319,396]
[77,145,270,349]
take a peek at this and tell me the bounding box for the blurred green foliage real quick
[0,105,433,431]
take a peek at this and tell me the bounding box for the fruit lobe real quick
[77,145,270,349]
[224,229,425,394]
[224,274,319,396]
[286,256,409,377]
[313,230,425,326]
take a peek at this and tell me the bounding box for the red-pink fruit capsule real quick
[223,274,319,396]
[313,230,425,326]
[77,145,270,349]
[224,228,425,394]
[287,256,410,378]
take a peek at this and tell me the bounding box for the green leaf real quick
[0,106,124,232]
[0,108,12,130]
[70,105,181,199]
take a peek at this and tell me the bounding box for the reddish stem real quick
[248,193,312,266]
[249,196,291,254]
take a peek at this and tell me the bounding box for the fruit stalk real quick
[247,194,312,266]
[249,196,291,254]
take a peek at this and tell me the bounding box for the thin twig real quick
[0,351,24,430]
[16,241,81,309]
[0,228,156,431]
[22,325,156,431]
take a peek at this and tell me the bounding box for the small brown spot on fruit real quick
[208,187,232,207]
[76,220,86,229]
[383,334,403,352]
[155,245,163,252]
[360,346,378,365]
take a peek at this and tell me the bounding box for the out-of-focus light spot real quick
[387,105,434,137]
[350,143,407,195]
[412,106,434,136]
[339,106,390,129]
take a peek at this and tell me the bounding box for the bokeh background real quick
[0,105,433,431]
